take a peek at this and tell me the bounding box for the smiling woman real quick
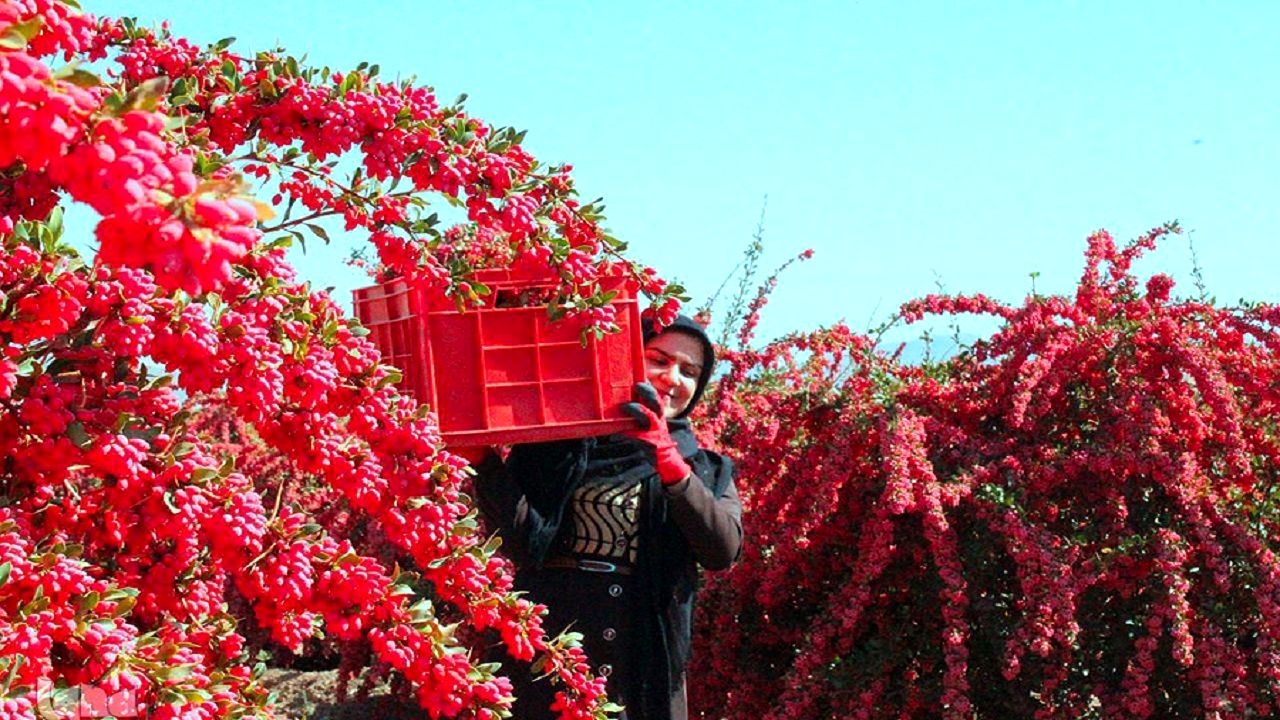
[468,315,742,720]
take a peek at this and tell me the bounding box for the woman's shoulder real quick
[694,447,735,482]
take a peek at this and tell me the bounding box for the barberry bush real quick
[0,1,689,717]
[689,224,1280,719]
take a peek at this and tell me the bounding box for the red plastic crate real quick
[353,270,645,446]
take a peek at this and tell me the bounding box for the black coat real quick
[474,431,742,720]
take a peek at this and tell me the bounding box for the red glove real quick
[622,383,692,485]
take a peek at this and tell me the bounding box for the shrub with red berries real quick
[689,224,1280,719]
[0,1,681,717]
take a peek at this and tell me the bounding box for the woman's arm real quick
[663,470,743,571]
[618,386,745,570]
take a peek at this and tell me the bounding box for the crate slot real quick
[542,380,599,423]
[481,310,537,346]
[484,347,539,383]
[486,385,544,428]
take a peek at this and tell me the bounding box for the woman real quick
[467,314,743,720]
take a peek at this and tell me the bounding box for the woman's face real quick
[643,331,706,418]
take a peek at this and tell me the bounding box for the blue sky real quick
[90,1,1280,348]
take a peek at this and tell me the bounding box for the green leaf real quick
[164,114,191,131]
[145,373,174,391]
[123,76,169,113]
[102,588,134,603]
[481,535,502,555]
[158,688,185,705]
[530,654,549,676]
[408,598,434,619]
[15,357,36,377]
[21,593,50,617]
[389,584,416,598]
[110,594,137,619]
[377,368,403,388]
[65,421,92,450]
[0,562,11,588]
[182,688,213,703]
[0,17,42,50]
[1,654,24,691]
[58,67,101,89]
[162,490,182,513]
[304,223,331,243]
[39,223,61,253]
[42,207,63,239]
[338,73,357,97]
[112,412,136,433]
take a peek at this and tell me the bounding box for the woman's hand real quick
[621,383,692,485]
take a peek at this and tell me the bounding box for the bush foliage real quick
[690,225,1280,719]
